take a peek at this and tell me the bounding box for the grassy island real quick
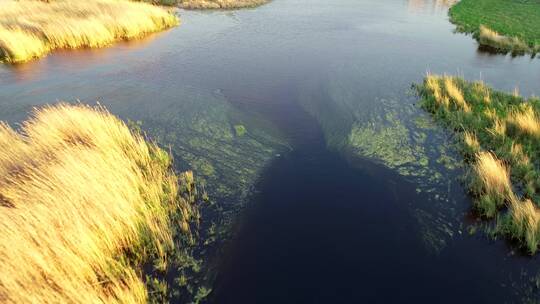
[0,0,179,63]
[417,75,540,254]
[449,0,540,54]
[0,104,198,303]
[178,0,268,10]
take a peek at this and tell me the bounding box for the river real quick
[1,0,539,302]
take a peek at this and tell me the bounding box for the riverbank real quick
[0,0,178,63]
[449,0,540,54]
[417,75,540,254]
[178,0,268,9]
[0,104,199,303]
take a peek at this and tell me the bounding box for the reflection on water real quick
[1,0,540,302]
[407,0,458,14]
[0,30,168,83]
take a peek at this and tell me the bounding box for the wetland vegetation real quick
[449,0,540,54]
[0,0,178,63]
[1,0,540,302]
[0,104,201,303]
[417,74,540,253]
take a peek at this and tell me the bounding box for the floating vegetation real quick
[0,104,199,303]
[342,98,462,253]
[298,72,464,253]
[234,124,247,137]
[120,88,288,301]
[0,0,179,63]
[347,110,426,175]
[417,74,540,254]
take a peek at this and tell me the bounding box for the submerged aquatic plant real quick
[0,0,179,63]
[0,104,196,303]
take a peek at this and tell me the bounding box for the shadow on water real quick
[209,87,521,303]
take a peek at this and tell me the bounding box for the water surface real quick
[1,0,540,302]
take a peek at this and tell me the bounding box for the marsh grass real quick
[478,25,532,55]
[449,0,540,55]
[470,152,512,217]
[417,74,540,253]
[0,0,179,63]
[0,104,197,303]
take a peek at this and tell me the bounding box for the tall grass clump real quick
[507,104,540,138]
[478,25,531,54]
[417,74,540,253]
[0,0,179,63]
[0,103,196,303]
[505,198,540,254]
[470,152,512,217]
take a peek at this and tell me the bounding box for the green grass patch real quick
[449,0,540,54]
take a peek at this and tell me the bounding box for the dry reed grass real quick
[478,25,530,53]
[0,103,191,303]
[443,76,471,112]
[508,198,540,254]
[507,105,540,137]
[489,117,507,138]
[463,131,480,152]
[473,152,512,216]
[0,0,179,63]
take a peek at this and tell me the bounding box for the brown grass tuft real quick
[508,198,540,253]
[507,105,540,137]
[478,25,530,53]
[0,103,191,303]
[443,76,471,112]
[0,0,179,63]
[473,152,512,217]
[463,131,480,151]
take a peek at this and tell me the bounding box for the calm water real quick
[1,0,540,302]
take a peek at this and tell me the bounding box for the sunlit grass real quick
[462,131,480,156]
[507,104,540,138]
[506,198,540,254]
[443,76,471,112]
[449,0,540,54]
[471,152,512,217]
[478,25,531,54]
[0,104,195,303]
[0,0,179,63]
[417,74,540,253]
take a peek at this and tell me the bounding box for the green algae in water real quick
[298,71,465,254]
[234,124,247,137]
[347,110,424,174]
[108,86,289,302]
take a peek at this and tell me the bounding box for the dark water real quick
[1,0,540,302]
